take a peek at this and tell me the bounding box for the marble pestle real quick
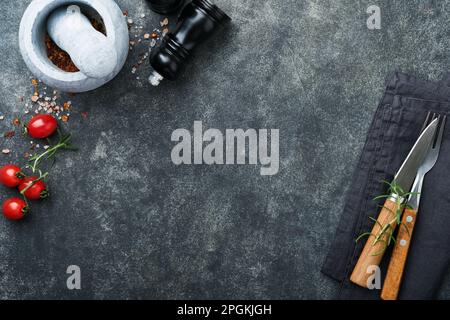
[47,5,118,79]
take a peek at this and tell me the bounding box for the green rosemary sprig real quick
[28,133,77,173]
[356,181,420,256]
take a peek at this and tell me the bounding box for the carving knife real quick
[350,118,439,288]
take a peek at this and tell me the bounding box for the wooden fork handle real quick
[350,199,400,288]
[381,208,418,300]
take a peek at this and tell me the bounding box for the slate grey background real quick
[1,0,450,299]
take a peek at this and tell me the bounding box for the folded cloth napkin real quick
[322,71,450,300]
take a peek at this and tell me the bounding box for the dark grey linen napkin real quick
[322,71,450,300]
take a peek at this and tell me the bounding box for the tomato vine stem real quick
[20,133,77,202]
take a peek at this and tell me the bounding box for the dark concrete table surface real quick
[1,0,450,299]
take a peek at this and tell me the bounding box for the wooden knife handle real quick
[350,199,400,288]
[381,208,417,300]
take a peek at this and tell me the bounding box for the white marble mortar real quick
[19,0,129,93]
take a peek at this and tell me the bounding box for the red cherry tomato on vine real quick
[18,176,49,200]
[27,115,58,139]
[2,198,28,221]
[0,165,25,187]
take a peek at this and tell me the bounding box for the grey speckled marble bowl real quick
[19,0,129,93]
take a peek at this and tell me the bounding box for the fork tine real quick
[421,111,432,133]
[434,115,446,150]
[432,112,438,122]
[430,113,439,144]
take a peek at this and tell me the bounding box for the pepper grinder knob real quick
[149,0,231,86]
[47,5,118,79]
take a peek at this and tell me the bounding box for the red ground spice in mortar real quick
[45,18,106,73]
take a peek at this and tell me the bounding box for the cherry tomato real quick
[2,198,28,221]
[0,165,25,187]
[27,115,58,139]
[18,176,49,200]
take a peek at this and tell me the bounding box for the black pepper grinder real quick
[149,0,231,86]
[146,0,185,15]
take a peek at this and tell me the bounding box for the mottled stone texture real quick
[0,0,450,299]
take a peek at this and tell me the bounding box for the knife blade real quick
[393,118,439,195]
[350,118,438,288]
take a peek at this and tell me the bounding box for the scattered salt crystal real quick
[0,115,4,120]
[160,18,169,27]
[2,149,11,155]
[127,18,133,25]
[44,145,50,150]
[140,14,146,18]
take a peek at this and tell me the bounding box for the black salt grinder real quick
[146,0,185,15]
[149,0,231,86]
